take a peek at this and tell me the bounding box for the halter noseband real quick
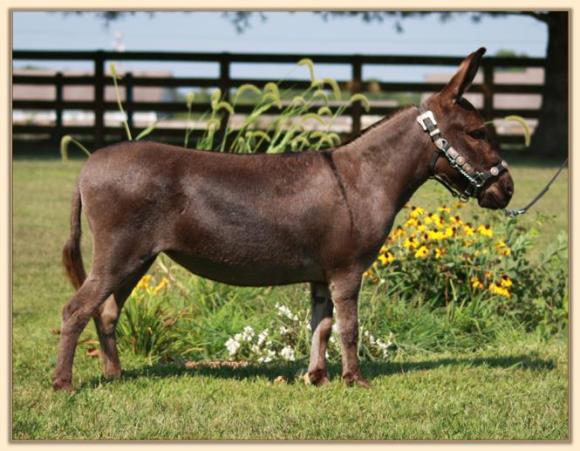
[417,109,508,202]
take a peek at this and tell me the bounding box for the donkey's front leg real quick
[329,270,369,388]
[308,282,334,386]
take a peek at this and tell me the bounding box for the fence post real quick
[94,50,105,148]
[217,53,231,150]
[125,72,134,134]
[350,56,363,137]
[54,72,63,143]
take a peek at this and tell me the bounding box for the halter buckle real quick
[416,111,437,131]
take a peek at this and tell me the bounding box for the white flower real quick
[332,323,339,334]
[225,337,240,356]
[241,326,255,342]
[257,329,269,346]
[275,303,298,321]
[279,326,289,336]
[279,346,296,362]
[258,349,276,363]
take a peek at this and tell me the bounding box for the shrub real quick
[363,203,568,334]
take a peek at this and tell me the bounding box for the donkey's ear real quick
[442,47,486,100]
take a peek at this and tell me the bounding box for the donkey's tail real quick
[62,182,86,290]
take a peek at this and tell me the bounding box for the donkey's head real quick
[421,47,514,209]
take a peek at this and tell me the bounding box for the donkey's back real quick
[77,141,352,286]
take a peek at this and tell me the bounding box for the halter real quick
[416,109,508,202]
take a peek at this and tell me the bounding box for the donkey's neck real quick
[335,106,434,213]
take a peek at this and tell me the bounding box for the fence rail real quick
[12,49,546,150]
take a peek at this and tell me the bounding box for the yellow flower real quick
[443,227,455,238]
[417,223,427,232]
[477,224,493,238]
[495,240,512,257]
[471,276,484,290]
[380,245,389,254]
[500,275,513,288]
[136,274,153,290]
[410,206,425,218]
[463,223,475,236]
[427,230,445,241]
[391,226,405,239]
[450,215,463,226]
[405,217,419,228]
[378,252,395,265]
[500,247,512,257]
[363,270,379,284]
[438,205,451,214]
[489,282,511,298]
[415,246,429,258]
[153,277,170,294]
[404,237,419,249]
[435,248,444,259]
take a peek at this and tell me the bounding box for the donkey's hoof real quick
[52,378,75,393]
[308,369,330,386]
[343,373,371,389]
[103,368,122,379]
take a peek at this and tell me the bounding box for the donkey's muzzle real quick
[477,171,514,209]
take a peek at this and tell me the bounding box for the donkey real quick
[53,48,513,391]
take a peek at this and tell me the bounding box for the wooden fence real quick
[12,50,546,150]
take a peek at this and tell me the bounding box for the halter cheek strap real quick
[417,109,508,201]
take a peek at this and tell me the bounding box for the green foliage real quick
[60,135,91,160]
[109,63,133,141]
[194,60,371,154]
[364,204,568,336]
[116,275,177,362]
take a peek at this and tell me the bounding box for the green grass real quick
[12,158,568,440]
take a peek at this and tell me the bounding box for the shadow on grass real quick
[83,352,556,390]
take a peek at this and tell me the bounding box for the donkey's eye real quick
[468,129,486,140]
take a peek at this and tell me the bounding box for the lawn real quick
[11,155,569,440]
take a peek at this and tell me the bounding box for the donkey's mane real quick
[337,105,415,149]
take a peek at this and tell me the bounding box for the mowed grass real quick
[11,156,569,440]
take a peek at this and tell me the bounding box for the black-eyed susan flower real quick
[391,226,405,239]
[415,245,429,258]
[489,282,511,298]
[435,247,444,259]
[463,223,475,236]
[378,252,395,265]
[450,215,463,226]
[500,275,513,288]
[410,206,425,218]
[405,217,419,228]
[404,237,419,249]
[495,240,512,257]
[471,276,484,290]
[477,224,493,237]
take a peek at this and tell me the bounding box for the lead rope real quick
[503,157,568,217]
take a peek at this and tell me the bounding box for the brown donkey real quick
[53,48,513,391]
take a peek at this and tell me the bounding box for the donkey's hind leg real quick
[308,282,334,386]
[53,250,157,392]
[93,256,157,379]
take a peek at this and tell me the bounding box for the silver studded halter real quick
[417,109,508,202]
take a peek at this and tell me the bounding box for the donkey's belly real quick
[164,250,325,287]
